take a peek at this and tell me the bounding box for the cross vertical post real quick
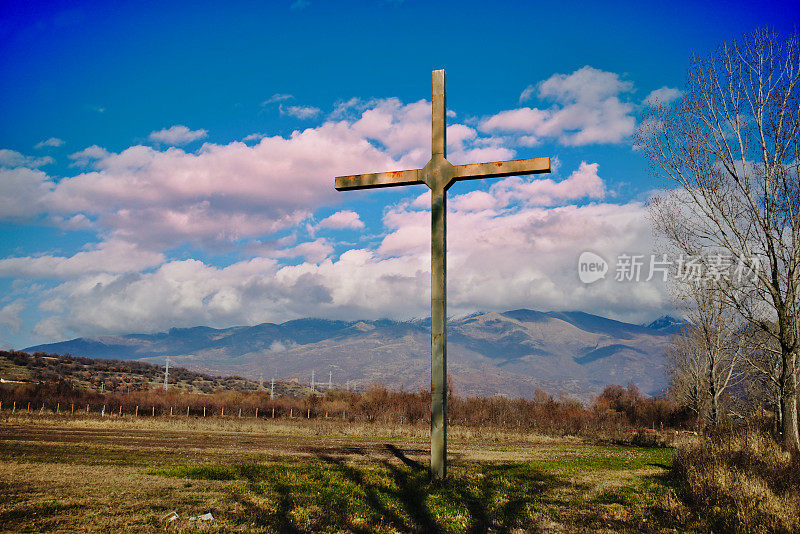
[334,69,551,479]
[429,69,448,480]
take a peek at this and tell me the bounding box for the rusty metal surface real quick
[333,69,551,479]
[453,157,550,182]
[335,169,422,191]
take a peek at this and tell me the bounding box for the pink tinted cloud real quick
[277,238,334,263]
[29,188,665,339]
[148,125,208,145]
[0,240,164,279]
[3,97,518,251]
[317,210,364,230]
[480,66,636,146]
[489,161,606,206]
[42,123,406,247]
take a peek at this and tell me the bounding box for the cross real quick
[335,70,550,479]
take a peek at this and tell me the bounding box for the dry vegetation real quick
[1,351,691,443]
[0,412,683,533]
[0,352,691,532]
[672,425,800,533]
[3,351,798,532]
[0,350,306,396]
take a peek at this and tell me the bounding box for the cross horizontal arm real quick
[335,169,423,191]
[453,157,550,183]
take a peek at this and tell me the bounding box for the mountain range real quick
[26,310,684,403]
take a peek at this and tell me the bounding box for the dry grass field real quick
[0,412,686,533]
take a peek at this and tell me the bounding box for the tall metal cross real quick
[335,70,550,479]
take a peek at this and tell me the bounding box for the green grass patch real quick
[154,465,239,480]
[530,445,673,473]
[154,447,676,533]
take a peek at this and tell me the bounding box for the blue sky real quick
[0,0,797,349]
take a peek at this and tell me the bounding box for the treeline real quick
[0,372,692,435]
[0,350,301,396]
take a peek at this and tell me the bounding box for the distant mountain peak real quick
[644,315,685,332]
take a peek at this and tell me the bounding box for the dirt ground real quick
[0,413,681,533]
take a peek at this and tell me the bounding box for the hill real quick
[0,350,307,396]
[25,309,683,402]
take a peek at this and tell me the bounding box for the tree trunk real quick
[709,365,718,426]
[780,356,800,454]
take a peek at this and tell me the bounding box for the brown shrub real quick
[673,427,800,533]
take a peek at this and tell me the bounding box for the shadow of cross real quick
[335,70,551,479]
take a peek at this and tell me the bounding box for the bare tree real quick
[741,324,787,432]
[637,28,800,452]
[666,329,707,428]
[666,280,744,428]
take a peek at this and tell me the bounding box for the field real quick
[0,411,688,533]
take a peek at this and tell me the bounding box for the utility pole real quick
[164,357,170,391]
[328,371,332,391]
[311,369,315,394]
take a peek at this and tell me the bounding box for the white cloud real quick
[33,257,303,337]
[16,106,426,248]
[0,301,25,332]
[519,85,535,103]
[0,96,518,250]
[1,84,674,341]
[480,66,636,146]
[346,97,512,165]
[68,145,111,166]
[277,238,333,263]
[0,149,54,168]
[481,107,549,133]
[643,86,682,107]
[30,199,663,339]
[329,97,366,119]
[282,105,321,119]
[35,137,65,149]
[489,161,606,206]
[539,66,632,104]
[316,210,365,230]
[0,240,165,279]
[262,93,293,106]
[149,125,208,146]
[50,213,95,231]
[243,133,267,142]
[25,162,667,339]
[449,190,499,212]
[0,167,53,217]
